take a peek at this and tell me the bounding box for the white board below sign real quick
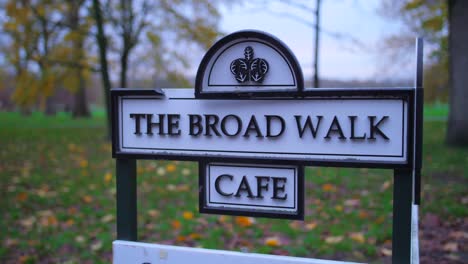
[113,240,361,264]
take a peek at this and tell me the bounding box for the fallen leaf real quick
[449,231,468,239]
[91,240,102,251]
[189,233,201,240]
[442,242,458,252]
[349,232,366,244]
[20,216,36,228]
[182,211,194,220]
[335,205,343,212]
[104,172,112,183]
[305,221,317,230]
[79,159,88,168]
[358,210,369,219]
[344,199,360,207]
[380,181,391,191]
[65,219,75,227]
[75,235,85,243]
[176,235,186,242]
[101,214,114,223]
[171,220,181,229]
[166,164,176,173]
[148,209,160,218]
[265,236,281,247]
[235,216,255,227]
[16,192,28,202]
[82,195,93,203]
[322,183,336,192]
[381,248,392,256]
[325,236,343,244]
[182,168,191,176]
[157,167,166,176]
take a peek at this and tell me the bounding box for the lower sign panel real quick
[199,162,304,220]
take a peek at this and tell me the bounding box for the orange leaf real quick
[235,216,255,227]
[82,195,93,203]
[176,235,186,242]
[265,236,281,247]
[16,192,28,202]
[189,233,202,240]
[322,183,335,192]
[305,221,317,230]
[171,220,181,229]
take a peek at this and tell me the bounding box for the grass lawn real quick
[0,108,466,263]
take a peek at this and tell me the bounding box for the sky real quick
[216,0,414,82]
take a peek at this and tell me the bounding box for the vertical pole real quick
[313,0,321,88]
[392,168,413,264]
[414,37,424,205]
[116,158,137,241]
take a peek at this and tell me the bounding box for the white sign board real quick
[112,88,412,168]
[113,240,362,264]
[200,163,303,219]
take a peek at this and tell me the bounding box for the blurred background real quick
[0,0,466,263]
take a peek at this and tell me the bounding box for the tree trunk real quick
[447,0,468,146]
[72,69,90,118]
[93,0,112,139]
[120,49,129,88]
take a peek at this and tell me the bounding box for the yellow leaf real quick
[104,172,112,183]
[335,205,343,212]
[189,233,202,240]
[265,236,281,247]
[183,211,194,220]
[235,216,255,227]
[166,164,176,173]
[325,236,343,244]
[79,159,88,168]
[349,232,366,244]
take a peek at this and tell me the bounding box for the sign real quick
[112,88,413,168]
[113,240,359,264]
[199,163,303,219]
[195,30,303,97]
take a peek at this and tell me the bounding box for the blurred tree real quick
[378,0,448,102]
[92,0,228,138]
[61,0,92,117]
[446,0,468,145]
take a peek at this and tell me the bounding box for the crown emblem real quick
[230,46,269,83]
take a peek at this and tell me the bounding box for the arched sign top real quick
[195,30,304,98]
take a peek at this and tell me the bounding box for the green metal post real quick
[392,168,413,263]
[116,158,137,241]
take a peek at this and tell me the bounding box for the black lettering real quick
[167,114,181,136]
[221,115,242,137]
[349,116,366,140]
[324,116,346,139]
[368,116,389,140]
[255,176,270,198]
[129,113,146,135]
[146,114,165,135]
[189,114,203,136]
[243,115,263,138]
[215,174,233,197]
[272,177,287,200]
[204,114,221,136]
[265,115,285,138]
[295,115,323,138]
[235,176,254,198]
